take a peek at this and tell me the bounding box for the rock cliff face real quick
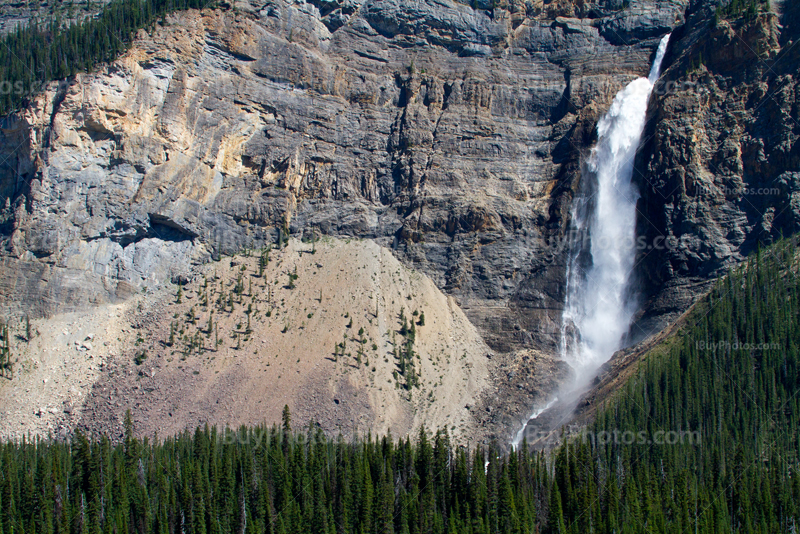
[6,0,798,444]
[0,0,685,359]
[0,0,112,35]
[631,0,800,337]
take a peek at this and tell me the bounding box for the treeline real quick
[0,0,216,116]
[550,239,800,533]
[1,242,800,533]
[716,0,770,21]
[0,413,550,534]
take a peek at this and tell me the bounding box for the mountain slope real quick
[544,238,800,532]
[0,0,688,443]
[0,237,521,443]
[0,239,797,534]
[0,0,684,355]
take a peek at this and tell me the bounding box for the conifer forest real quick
[0,0,799,532]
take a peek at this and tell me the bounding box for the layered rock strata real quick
[0,0,684,358]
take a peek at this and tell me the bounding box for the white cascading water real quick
[561,34,671,375]
[511,34,670,449]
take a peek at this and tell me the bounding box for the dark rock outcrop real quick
[631,0,800,338]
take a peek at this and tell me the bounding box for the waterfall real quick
[561,34,671,374]
[510,34,670,449]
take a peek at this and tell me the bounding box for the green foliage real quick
[0,419,547,534]
[1,242,799,534]
[0,323,11,379]
[551,238,800,533]
[281,404,291,432]
[286,266,298,289]
[716,0,768,21]
[0,0,218,116]
[279,217,290,248]
[133,349,147,365]
[258,245,271,277]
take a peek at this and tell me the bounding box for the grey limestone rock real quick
[0,0,686,352]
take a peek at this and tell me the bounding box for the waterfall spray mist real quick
[510,34,671,449]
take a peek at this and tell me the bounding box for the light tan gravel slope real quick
[1,237,495,443]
